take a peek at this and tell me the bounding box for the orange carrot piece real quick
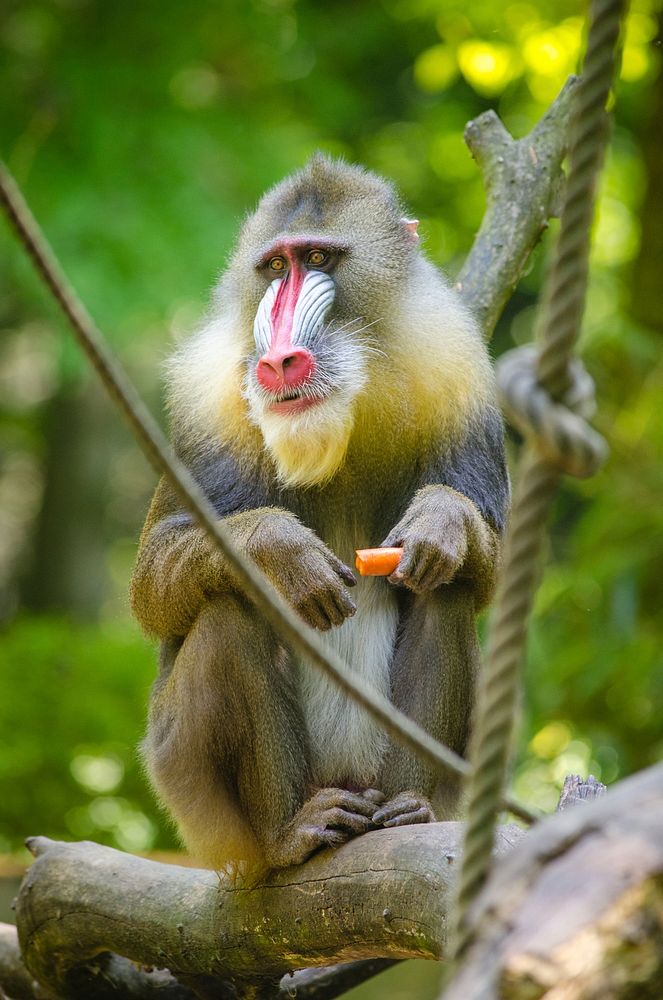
[355,547,403,577]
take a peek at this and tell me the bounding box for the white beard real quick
[244,386,358,488]
[244,325,371,487]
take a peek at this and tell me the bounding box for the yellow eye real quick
[307,249,327,267]
[269,256,287,272]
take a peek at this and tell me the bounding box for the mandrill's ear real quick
[401,218,419,243]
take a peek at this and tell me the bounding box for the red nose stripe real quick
[270,264,305,355]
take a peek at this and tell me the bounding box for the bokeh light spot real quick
[530,721,572,759]
[457,41,522,96]
[414,44,458,93]
[70,754,124,794]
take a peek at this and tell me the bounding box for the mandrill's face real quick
[226,155,420,488]
[243,234,374,489]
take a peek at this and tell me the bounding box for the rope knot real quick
[496,345,608,478]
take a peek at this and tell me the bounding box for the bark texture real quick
[457,75,578,337]
[442,763,663,1000]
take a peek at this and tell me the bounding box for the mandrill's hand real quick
[381,485,500,607]
[248,511,357,631]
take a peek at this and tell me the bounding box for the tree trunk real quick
[20,380,114,619]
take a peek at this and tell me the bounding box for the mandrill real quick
[131,155,509,873]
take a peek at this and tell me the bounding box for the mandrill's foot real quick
[265,787,382,869]
[372,790,436,828]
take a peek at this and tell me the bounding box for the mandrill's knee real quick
[151,591,289,750]
[190,590,267,644]
[180,592,278,677]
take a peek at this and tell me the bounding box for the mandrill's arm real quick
[130,475,260,639]
[381,406,508,608]
[131,474,357,641]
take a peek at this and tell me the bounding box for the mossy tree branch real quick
[10,825,522,1000]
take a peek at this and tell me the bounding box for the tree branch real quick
[457,75,579,338]
[556,773,606,811]
[441,762,663,999]
[281,959,398,1000]
[11,824,523,999]
[0,923,47,1000]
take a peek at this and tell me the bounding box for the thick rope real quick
[498,346,606,478]
[448,0,625,966]
[0,160,538,824]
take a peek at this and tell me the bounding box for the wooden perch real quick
[442,762,663,1000]
[11,824,524,999]
[6,768,661,999]
[0,923,43,1000]
[556,772,606,811]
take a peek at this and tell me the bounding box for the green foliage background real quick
[0,0,661,870]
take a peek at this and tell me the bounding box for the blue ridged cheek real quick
[253,277,282,354]
[290,271,336,349]
[252,272,335,354]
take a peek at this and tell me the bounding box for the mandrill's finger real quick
[390,544,442,591]
[374,791,435,826]
[422,560,459,592]
[331,590,357,624]
[373,793,422,823]
[315,578,355,625]
[314,789,379,816]
[330,556,357,587]
[382,806,433,827]
[412,559,449,593]
[387,547,416,587]
[314,828,350,848]
[323,808,373,834]
[300,599,334,632]
[320,590,354,629]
